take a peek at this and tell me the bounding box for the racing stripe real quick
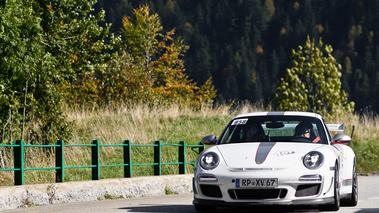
[255,142,276,164]
[267,111,285,116]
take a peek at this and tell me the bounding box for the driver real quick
[295,125,311,139]
[294,121,320,142]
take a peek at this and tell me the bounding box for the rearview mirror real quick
[201,135,217,145]
[266,122,284,129]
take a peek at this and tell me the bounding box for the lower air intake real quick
[295,184,321,197]
[228,189,287,199]
[200,185,223,198]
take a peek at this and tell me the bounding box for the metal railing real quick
[0,140,205,185]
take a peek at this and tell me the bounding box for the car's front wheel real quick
[194,204,217,212]
[319,163,340,211]
[341,159,358,206]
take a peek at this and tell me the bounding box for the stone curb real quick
[0,174,193,211]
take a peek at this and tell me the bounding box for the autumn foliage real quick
[67,5,216,108]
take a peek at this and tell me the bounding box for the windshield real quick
[218,115,327,144]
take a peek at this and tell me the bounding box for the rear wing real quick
[327,124,355,141]
[326,124,344,132]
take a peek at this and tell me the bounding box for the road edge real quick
[0,174,193,211]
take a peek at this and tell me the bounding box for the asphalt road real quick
[3,176,379,213]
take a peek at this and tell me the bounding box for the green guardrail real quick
[0,140,205,185]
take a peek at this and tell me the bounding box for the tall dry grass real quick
[67,103,226,144]
[64,102,262,144]
[328,109,379,143]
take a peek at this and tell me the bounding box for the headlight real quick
[303,151,324,170]
[200,152,220,170]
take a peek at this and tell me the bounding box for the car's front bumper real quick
[193,167,335,206]
[193,197,335,206]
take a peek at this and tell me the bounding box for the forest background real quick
[97,0,379,113]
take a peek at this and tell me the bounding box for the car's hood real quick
[215,142,324,169]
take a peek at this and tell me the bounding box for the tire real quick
[341,159,358,206]
[319,163,340,211]
[194,204,217,212]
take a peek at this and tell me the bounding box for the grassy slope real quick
[0,103,377,186]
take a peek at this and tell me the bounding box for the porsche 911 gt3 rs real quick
[193,111,358,211]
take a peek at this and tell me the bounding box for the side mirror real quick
[332,133,351,145]
[201,134,217,145]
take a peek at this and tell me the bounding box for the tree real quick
[37,0,113,109]
[273,36,355,118]
[100,5,216,107]
[1,0,50,145]
[263,0,276,23]
[0,0,111,145]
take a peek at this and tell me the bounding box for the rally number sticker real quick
[231,119,248,126]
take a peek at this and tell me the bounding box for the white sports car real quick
[193,111,357,211]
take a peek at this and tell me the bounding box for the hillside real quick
[95,0,379,112]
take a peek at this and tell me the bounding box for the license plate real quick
[236,178,278,188]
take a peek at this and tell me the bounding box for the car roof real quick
[234,111,323,120]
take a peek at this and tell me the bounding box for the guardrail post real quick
[198,142,204,154]
[92,140,100,180]
[154,141,161,176]
[14,140,24,185]
[123,140,132,178]
[56,140,64,182]
[178,141,186,174]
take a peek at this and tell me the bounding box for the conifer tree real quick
[273,36,355,118]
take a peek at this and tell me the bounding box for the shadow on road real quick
[355,208,379,213]
[120,204,194,212]
[120,204,324,212]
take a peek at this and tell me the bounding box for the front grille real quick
[228,189,287,199]
[295,184,321,197]
[200,185,223,198]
